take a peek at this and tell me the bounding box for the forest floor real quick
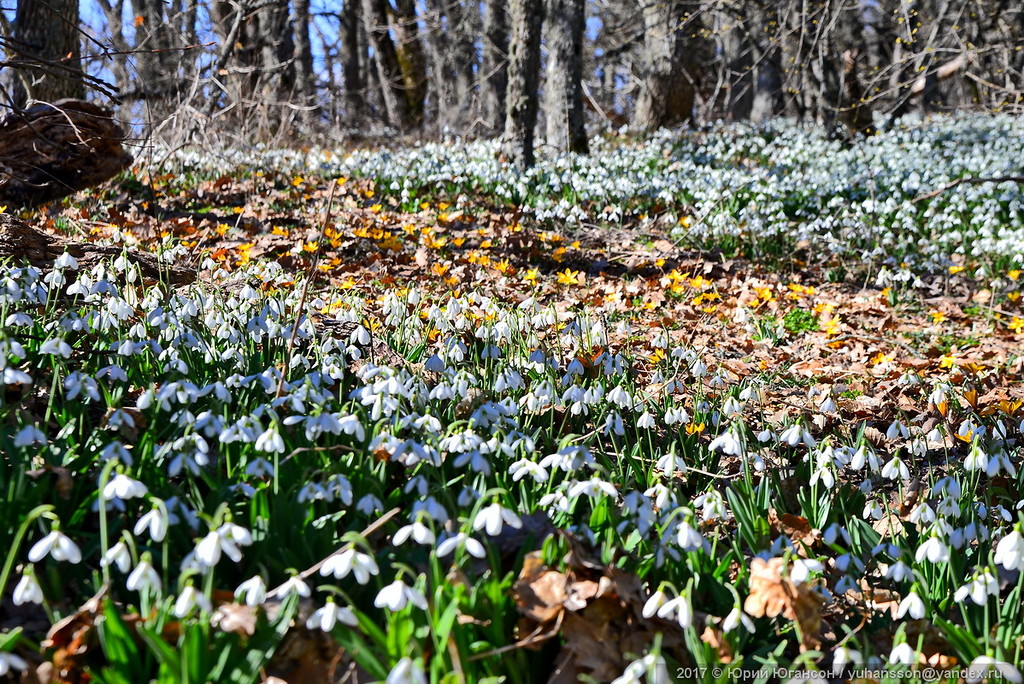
[2,117,1024,683]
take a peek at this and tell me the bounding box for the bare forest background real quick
[1,0,1022,169]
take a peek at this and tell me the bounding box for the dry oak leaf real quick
[743,557,823,648]
[767,509,821,552]
[513,552,569,624]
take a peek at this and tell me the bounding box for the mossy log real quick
[0,99,132,207]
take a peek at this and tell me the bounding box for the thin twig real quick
[275,179,340,400]
[265,507,401,598]
[913,176,1024,203]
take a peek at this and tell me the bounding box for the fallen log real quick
[0,212,195,285]
[0,99,133,207]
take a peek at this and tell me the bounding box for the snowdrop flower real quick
[895,591,925,620]
[636,411,656,429]
[375,579,428,611]
[995,528,1024,571]
[0,652,28,677]
[195,522,251,568]
[127,557,161,592]
[823,523,851,547]
[966,656,1022,684]
[29,528,82,564]
[790,559,823,584]
[674,519,704,552]
[709,426,743,456]
[195,531,227,567]
[356,493,384,515]
[173,583,212,617]
[611,654,670,684]
[509,459,549,483]
[102,473,148,501]
[881,456,910,481]
[473,502,522,536]
[964,442,989,472]
[831,646,864,673]
[13,424,46,447]
[779,424,815,448]
[436,532,486,559]
[235,576,267,606]
[277,574,312,599]
[655,592,693,629]
[641,589,667,618]
[889,641,917,665]
[884,560,914,583]
[134,503,169,542]
[306,599,358,631]
[245,457,275,478]
[954,570,998,606]
[393,521,435,546]
[863,500,884,520]
[568,477,618,500]
[254,423,286,453]
[13,569,43,605]
[321,547,379,584]
[53,252,79,269]
[39,338,73,358]
[385,658,427,684]
[722,606,755,633]
[914,535,950,564]
[101,541,132,573]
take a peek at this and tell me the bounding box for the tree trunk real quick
[257,0,297,132]
[391,0,428,127]
[634,0,697,131]
[481,0,509,133]
[0,213,195,286]
[292,0,319,126]
[362,0,413,130]
[128,0,176,100]
[544,0,588,153]
[4,0,85,107]
[342,0,367,122]
[502,0,543,169]
[0,100,133,207]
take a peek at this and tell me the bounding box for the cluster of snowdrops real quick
[0,245,1022,681]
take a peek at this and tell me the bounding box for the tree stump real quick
[0,212,195,285]
[0,99,133,207]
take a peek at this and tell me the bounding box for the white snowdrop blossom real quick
[375,579,428,611]
[13,570,43,605]
[306,599,358,631]
[235,576,267,606]
[127,558,161,592]
[174,584,212,617]
[385,658,427,684]
[895,591,926,620]
[321,547,380,584]
[473,502,522,536]
[28,529,82,564]
[995,528,1024,571]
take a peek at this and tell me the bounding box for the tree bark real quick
[502,0,543,169]
[634,0,698,131]
[362,0,413,130]
[391,0,428,127]
[0,100,133,207]
[341,0,367,121]
[481,0,509,133]
[292,0,319,125]
[4,0,86,108]
[544,0,588,153]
